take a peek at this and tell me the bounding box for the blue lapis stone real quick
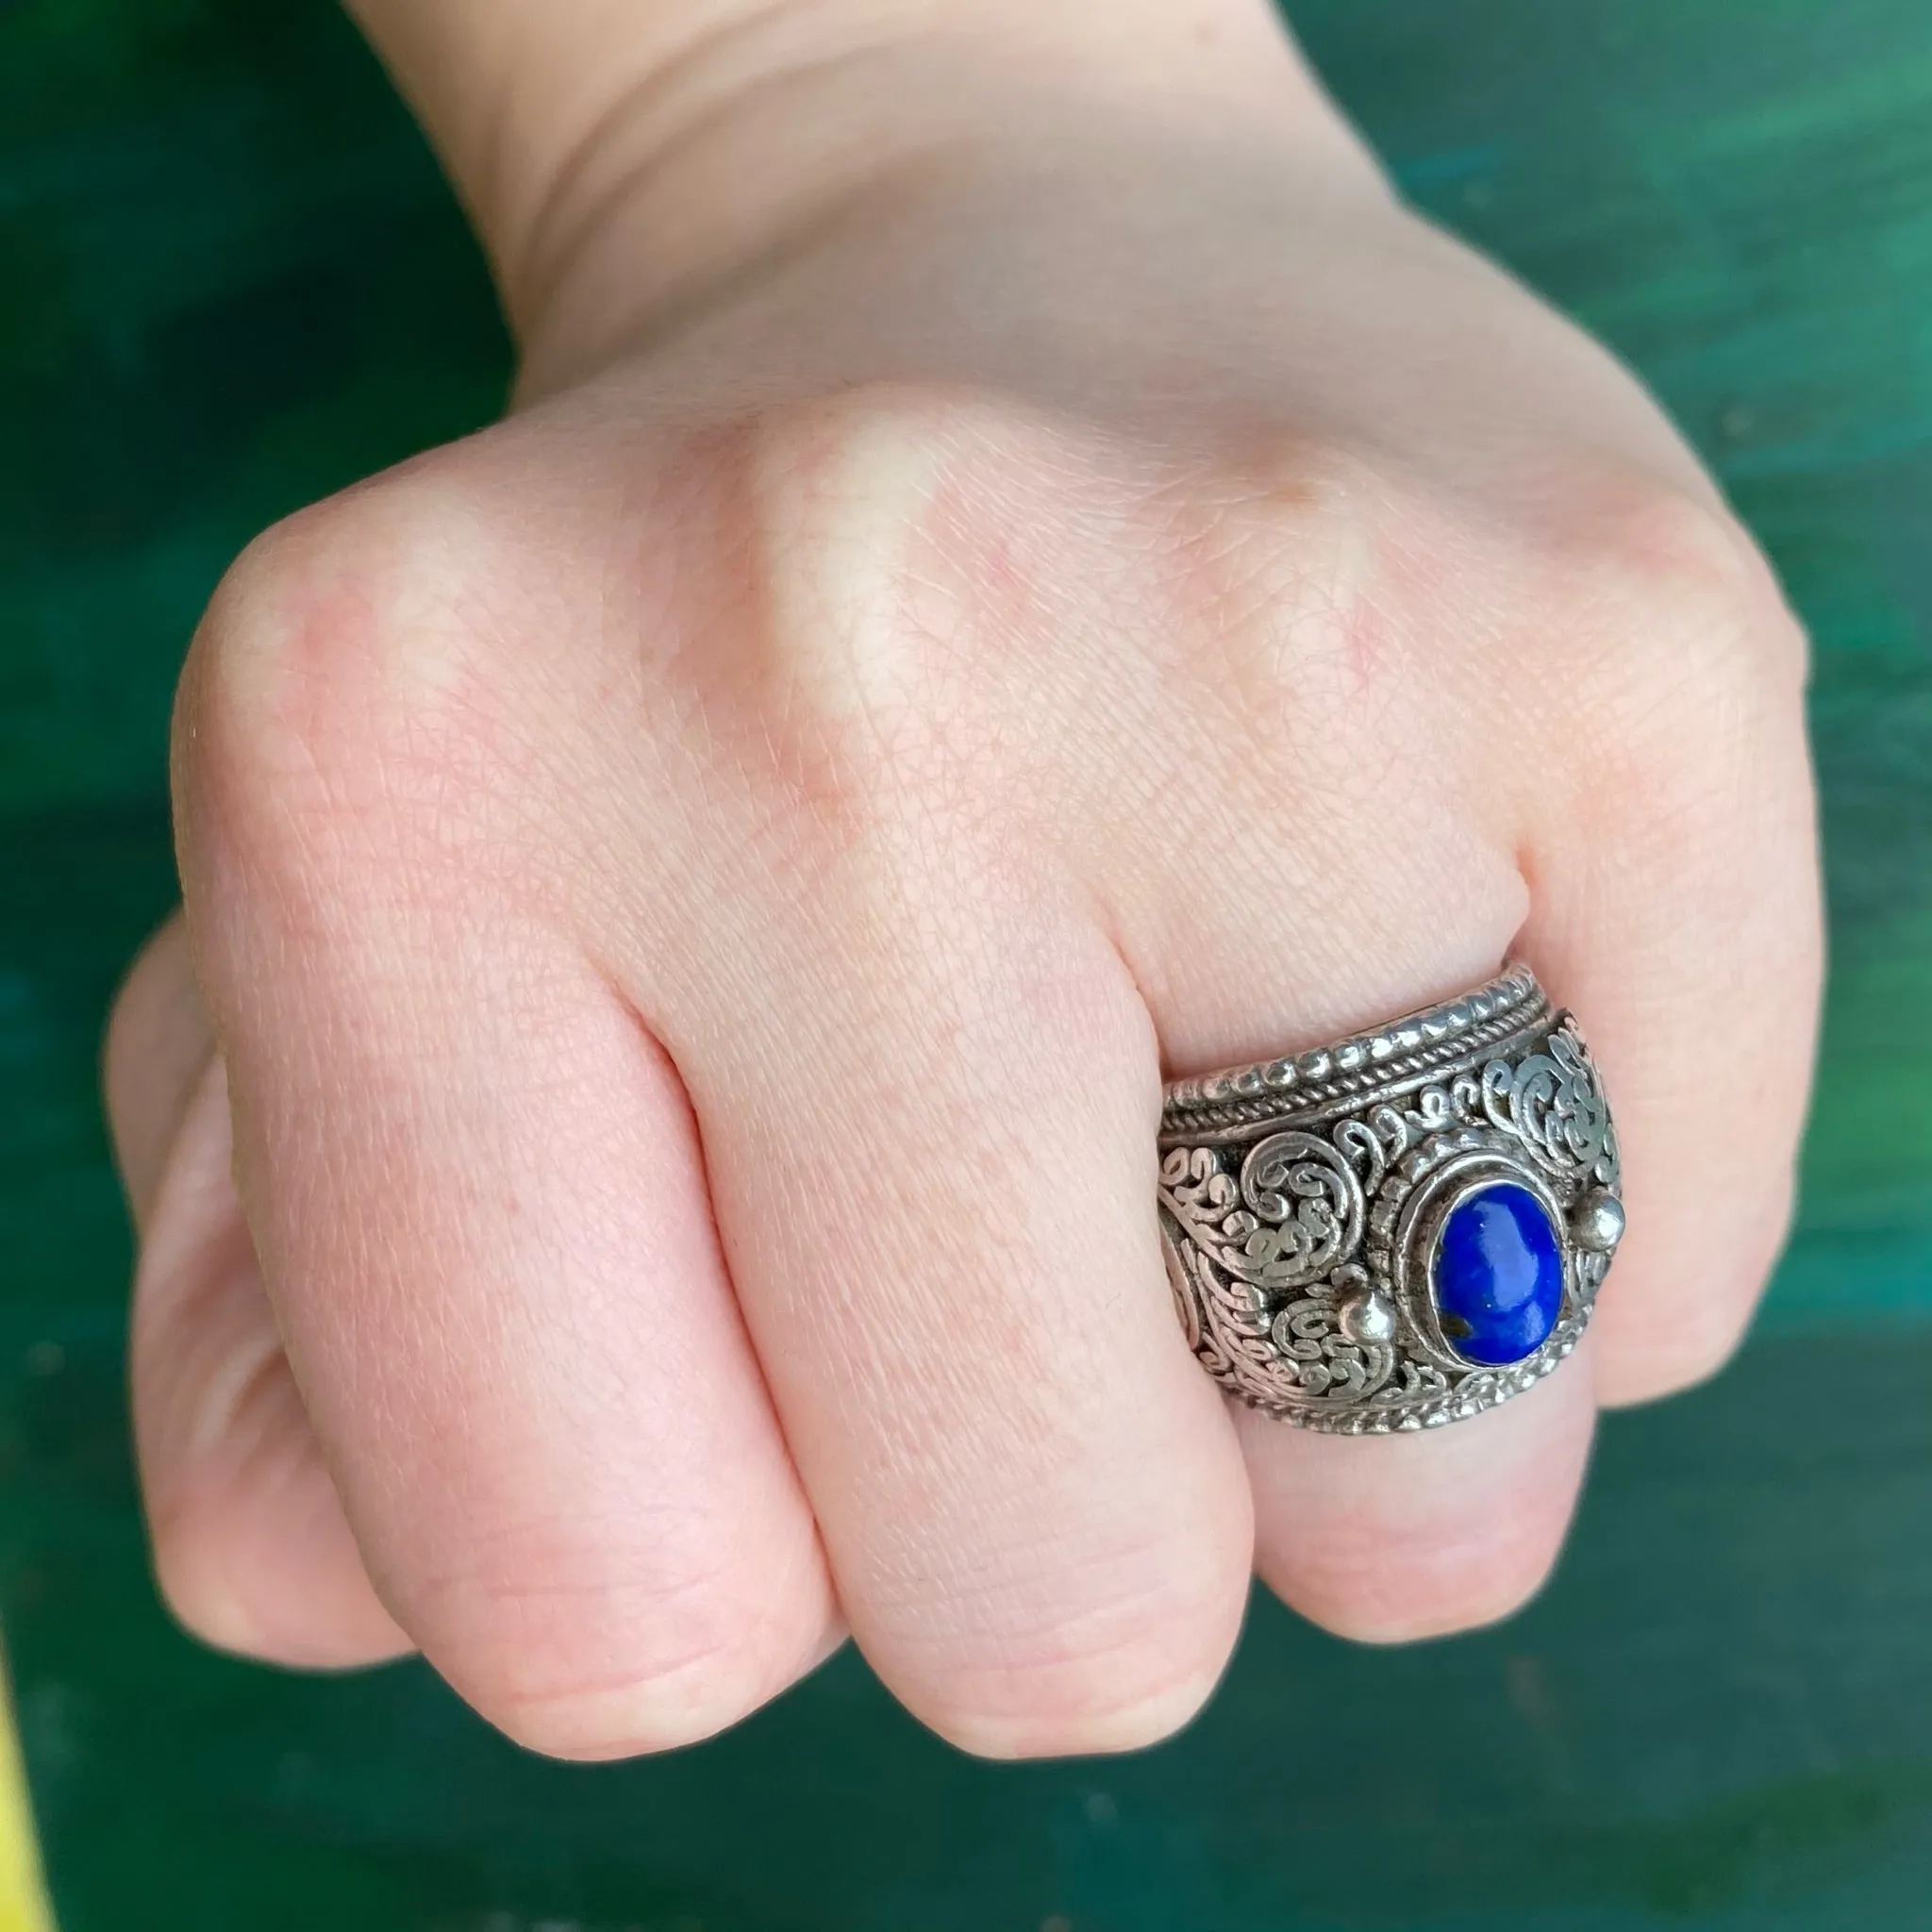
[1431,1182,1564,1366]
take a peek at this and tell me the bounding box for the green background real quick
[4,1,1932,1925]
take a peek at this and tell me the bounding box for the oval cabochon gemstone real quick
[1431,1181,1564,1366]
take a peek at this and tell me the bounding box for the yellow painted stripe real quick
[0,1658,53,1932]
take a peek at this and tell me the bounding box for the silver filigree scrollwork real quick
[1236,1130,1366,1287]
[1158,1118,1396,1414]
[1481,1022,1619,1187]
[1158,967,1624,1432]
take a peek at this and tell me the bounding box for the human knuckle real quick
[716,382,1136,822]
[1600,1260,1759,1405]
[1602,1189,1791,1407]
[1589,485,1774,626]
[1549,534,1803,863]
[917,1585,1235,1759]
[1710,1170,1799,1320]
[930,1662,1221,1761]
[147,1486,272,1658]
[1426,1539,1562,1638]
[1147,445,1409,759]
[102,913,194,1113]
[1306,1523,1563,1646]
[180,470,526,877]
[733,393,1408,846]
[421,1538,799,1758]
[1567,486,1803,718]
[476,1657,772,1762]
[1607,1311,1751,1408]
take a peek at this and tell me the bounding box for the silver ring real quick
[1158,966,1624,1433]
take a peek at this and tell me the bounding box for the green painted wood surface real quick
[3,2,1931,1926]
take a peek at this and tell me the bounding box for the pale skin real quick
[104,0,1822,1759]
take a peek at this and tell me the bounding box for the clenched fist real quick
[105,0,1819,1759]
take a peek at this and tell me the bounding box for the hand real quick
[106,0,1820,1758]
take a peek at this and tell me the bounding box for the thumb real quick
[106,917,413,1670]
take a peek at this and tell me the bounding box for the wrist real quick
[345,0,1369,377]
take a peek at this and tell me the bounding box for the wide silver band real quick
[1158,967,1623,1433]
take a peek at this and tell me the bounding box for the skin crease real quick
[104,0,1822,1759]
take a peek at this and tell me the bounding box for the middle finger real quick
[658,857,1256,1757]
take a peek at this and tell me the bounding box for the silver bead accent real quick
[1338,1289,1398,1347]
[1571,1188,1627,1255]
